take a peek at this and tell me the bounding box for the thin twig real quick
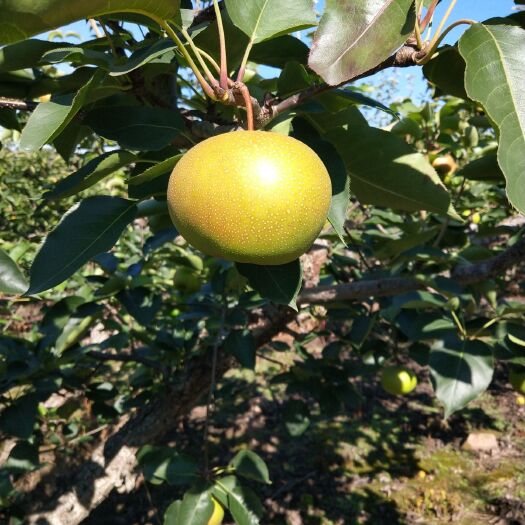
[88,19,103,38]
[213,0,229,89]
[203,305,227,474]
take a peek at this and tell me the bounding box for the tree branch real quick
[0,97,38,111]
[254,41,426,128]
[298,235,525,305]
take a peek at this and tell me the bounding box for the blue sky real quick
[43,0,517,108]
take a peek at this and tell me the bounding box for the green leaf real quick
[138,446,199,486]
[251,35,309,68]
[0,248,28,295]
[110,39,177,76]
[45,150,137,200]
[236,259,302,310]
[4,442,40,473]
[283,399,310,436]
[42,46,113,69]
[326,125,451,215]
[0,0,181,45]
[229,450,271,484]
[0,39,65,72]
[0,393,39,439]
[20,70,103,151]
[212,476,262,525]
[28,196,137,295]
[128,154,182,186]
[225,0,316,44]
[164,500,182,525]
[175,485,214,525]
[459,23,525,215]
[224,330,256,370]
[84,106,184,151]
[309,0,415,85]
[423,46,468,99]
[458,153,504,181]
[429,338,494,418]
[291,118,348,242]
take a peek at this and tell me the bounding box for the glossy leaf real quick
[459,23,525,214]
[429,338,494,417]
[229,450,271,484]
[84,106,184,151]
[0,0,181,45]
[0,248,28,295]
[19,70,104,151]
[110,39,177,76]
[236,259,302,310]
[291,118,348,242]
[423,46,468,99]
[45,150,137,200]
[212,476,262,525]
[326,125,450,214]
[309,0,415,85]
[174,486,214,525]
[28,196,137,295]
[225,0,316,44]
[128,155,182,186]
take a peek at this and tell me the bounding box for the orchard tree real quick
[0,0,525,524]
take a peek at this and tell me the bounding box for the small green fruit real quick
[509,369,525,394]
[173,267,201,294]
[380,365,417,395]
[208,497,224,525]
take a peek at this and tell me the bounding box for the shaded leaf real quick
[224,330,256,370]
[0,0,181,44]
[459,23,525,214]
[326,125,450,214]
[236,259,302,310]
[429,338,494,417]
[28,196,137,295]
[4,442,39,473]
[291,118,348,242]
[283,399,310,436]
[0,248,27,295]
[110,39,177,76]
[0,393,39,439]
[46,150,137,200]
[423,45,468,99]
[85,106,184,151]
[229,450,270,484]
[0,39,65,72]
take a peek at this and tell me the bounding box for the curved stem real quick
[180,26,219,87]
[414,2,424,49]
[237,40,253,83]
[237,83,254,131]
[149,15,217,100]
[195,49,221,75]
[433,0,458,44]
[213,0,229,89]
[417,19,476,65]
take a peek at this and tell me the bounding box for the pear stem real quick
[213,0,229,89]
[236,82,254,131]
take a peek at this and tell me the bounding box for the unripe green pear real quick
[167,131,331,265]
[380,365,417,395]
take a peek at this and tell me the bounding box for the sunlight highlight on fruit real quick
[380,365,418,395]
[167,131,332,265]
